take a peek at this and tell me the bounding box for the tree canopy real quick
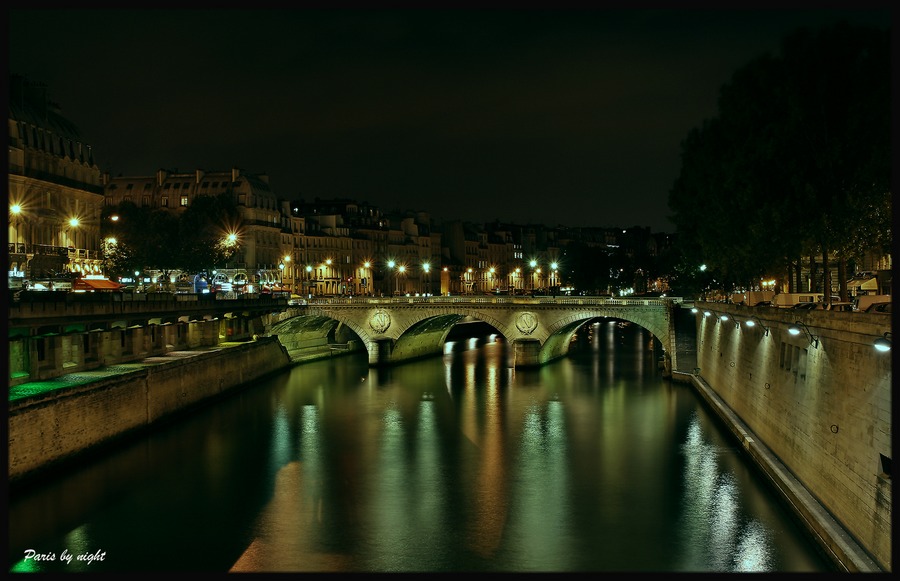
[667,21,890,295]
[101,193,242,281]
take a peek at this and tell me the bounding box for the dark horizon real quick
[8,8,891,232]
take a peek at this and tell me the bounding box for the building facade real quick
[8,75,105,289]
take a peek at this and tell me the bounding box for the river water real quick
[7,321,835,572]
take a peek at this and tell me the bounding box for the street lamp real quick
[67,217,80,254]
[423,262,430,296]
[306,265,313,297]
[279,262,285,286]
[529,260,537,293]
[744,315,770,336]
[397,265,406,295]
[873,332,891,352]
[9,203,22,252]
[283,255,291,291]
[387,260,395,296]
[788,321,819,348]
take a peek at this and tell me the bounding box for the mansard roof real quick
[9,74,83,141]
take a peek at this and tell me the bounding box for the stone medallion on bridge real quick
[515,312,538,335]
[369,310,392,334]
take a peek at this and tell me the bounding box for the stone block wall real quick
[693,303,891,570]
[8,338,292,485]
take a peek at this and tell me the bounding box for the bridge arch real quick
[266,297,678,370]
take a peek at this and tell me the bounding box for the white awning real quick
[846,277,877,291]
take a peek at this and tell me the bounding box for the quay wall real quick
[685,302,891,572]
[8,337,292,486]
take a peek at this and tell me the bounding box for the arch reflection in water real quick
[8,325,833,573]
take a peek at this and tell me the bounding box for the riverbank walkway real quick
[8,342,250,404]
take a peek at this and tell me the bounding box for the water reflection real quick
[8,325,832,573]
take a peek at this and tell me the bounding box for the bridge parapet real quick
[300,295,683,307]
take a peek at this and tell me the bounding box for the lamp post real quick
[363,261,371,296]
[324,258,333,295]
[306,265,313,297]
[279,262,285,287]
[397,265,406,295]
[529,260,537,294]
[283,255,291,291]
[423,262,430,296]
[387,260,395,296]
[9,203,22,253]
[489,267,495,293]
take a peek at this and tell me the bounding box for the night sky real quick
[8,8,891,232]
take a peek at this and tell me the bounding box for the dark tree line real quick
[101,193,242,285]
[668,21,890,300]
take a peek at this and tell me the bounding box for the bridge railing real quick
[300,295,683,307]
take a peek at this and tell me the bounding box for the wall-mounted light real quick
[744,315,769,336]
[788,321,819,348]
[873,332,892,352]
[703,310,712,317]
[719,313,730,322]
[691,307,699,314]
[730,314,743,329]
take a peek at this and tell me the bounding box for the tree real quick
[177,193,242,277]
[668,21,890,297]
[101,193,242,285]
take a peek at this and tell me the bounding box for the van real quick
[772,292,824,308]
[854,294,891,312]
[731,290,775,306]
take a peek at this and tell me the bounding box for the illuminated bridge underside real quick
[267,300,678,370]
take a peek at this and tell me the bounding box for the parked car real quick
[826,302,854,312]
[865,301,891,313]
[792,302,822,310]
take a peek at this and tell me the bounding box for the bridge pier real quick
[512,338,542,368]
[369,338,394,366]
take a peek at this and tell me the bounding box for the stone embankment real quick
[8,337,293,487]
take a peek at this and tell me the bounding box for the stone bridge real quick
[266,295,683,371]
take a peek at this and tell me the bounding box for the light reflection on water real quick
[8,325,833,572]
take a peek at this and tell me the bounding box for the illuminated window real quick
[180,196,188,207]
